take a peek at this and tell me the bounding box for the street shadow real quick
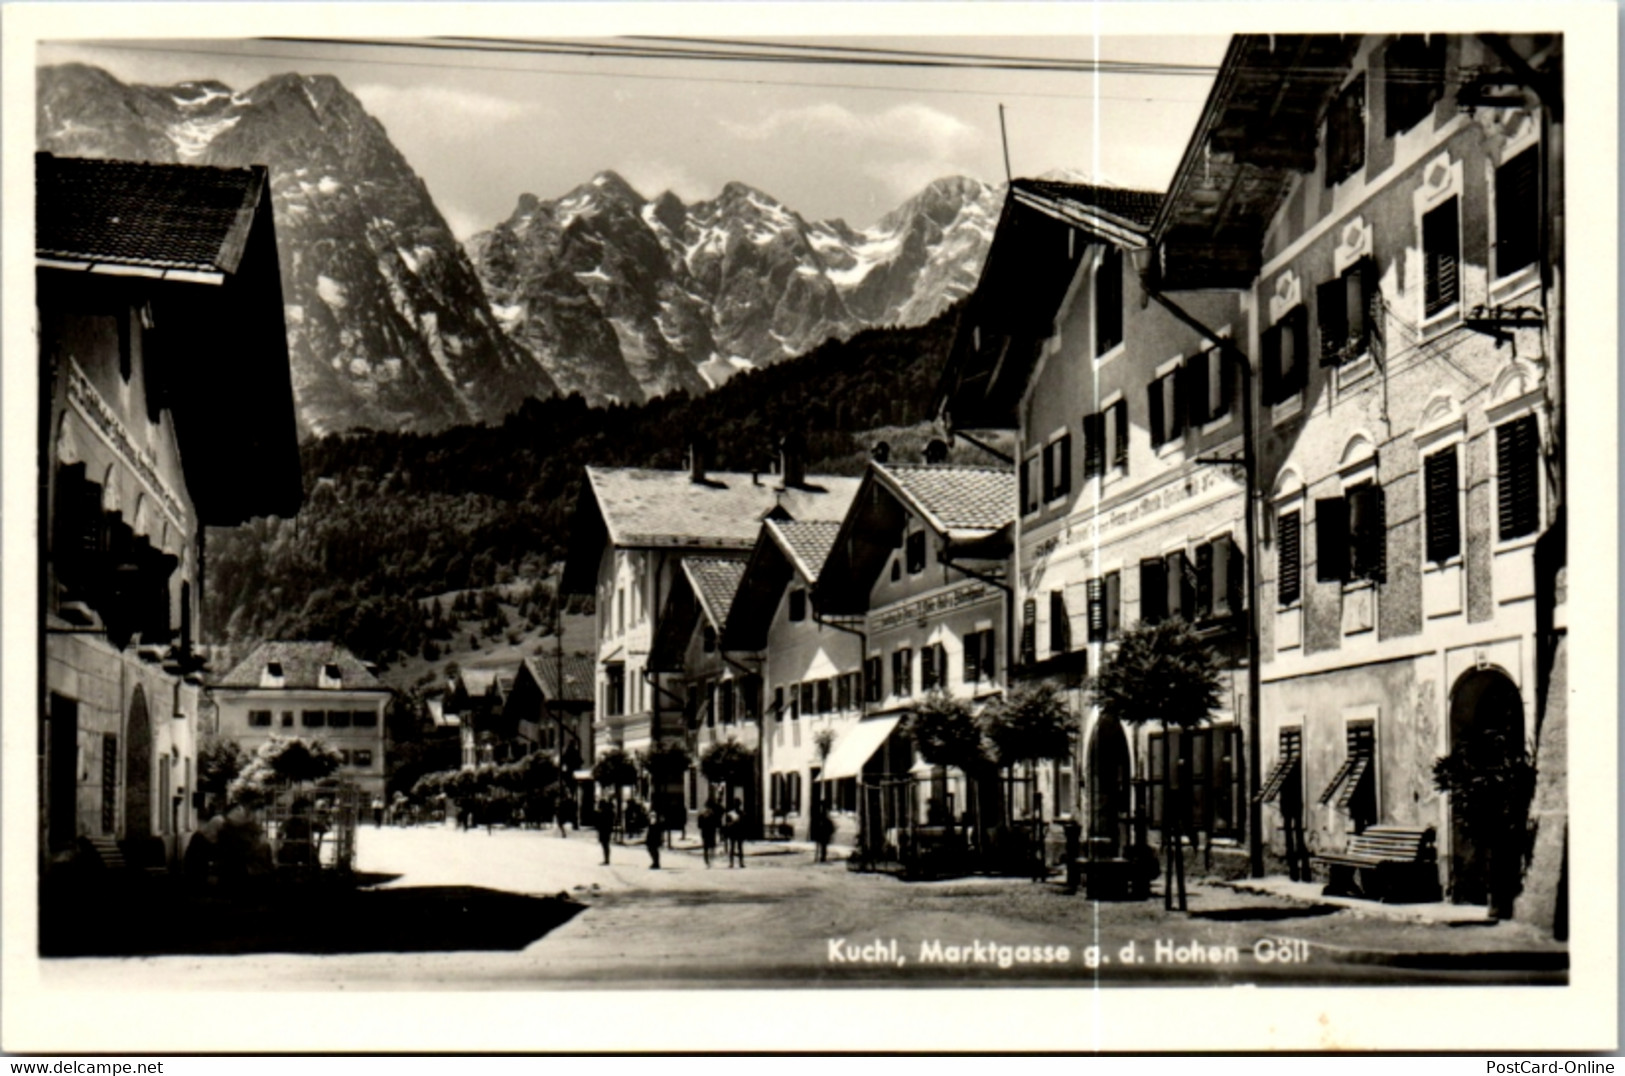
[1191,903,1340,922]
[41,877,582,957]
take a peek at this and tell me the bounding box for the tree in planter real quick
[981,682,1078,875]
[226,735,344,808]
[638,740,693,843]
[700,739,757,834]
[1432,728,1537,919]
[592,748,639,838]
[1092,618,1224,911]
[903,691,997,857]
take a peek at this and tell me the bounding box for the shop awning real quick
[820,716,902,781]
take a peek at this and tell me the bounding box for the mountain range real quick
[36,63,1000,434]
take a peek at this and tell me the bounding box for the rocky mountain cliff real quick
[38,63,557,436]
[467,171,999,404]
[38,63,1001,425]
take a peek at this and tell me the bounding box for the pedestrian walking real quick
[811,803,833,863]
[724,797,746,869]
[595,797,615,865]
[645,808,663,870]
[697,798,719,868]
[557,798,570,838]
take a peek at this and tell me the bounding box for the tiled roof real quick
[1011,177,1163,230]
[682,556,748,628]
[459,666,518,698]
[767,519,842,583]
[877,463,1017,535]
[36,154,265,275]
[523,654,597,704]
[214,641,385,691]
[585,467,860,549]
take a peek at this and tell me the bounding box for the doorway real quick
[124,685,151,840]
[1445,668,1528,906]
[1087,715,1132,856]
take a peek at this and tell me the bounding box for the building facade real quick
[1154,34,1565,911]
[211,642,391,800]
[39,155,301,868]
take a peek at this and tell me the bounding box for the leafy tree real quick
[1092,618,1224,911]
[1433,728,1537,918]
[700,740,757,828]
[197,737,247,817]
[982,681,1077,818]
[904,691,998,853]
[592,747,639,832]
[226,735,344,807]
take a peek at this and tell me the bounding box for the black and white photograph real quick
[3,1,1617,1056]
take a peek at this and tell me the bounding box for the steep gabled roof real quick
[520,653,596,704]
[37,154,267,280]
[1010,177,1161,247]
[765,520,842,585]
[874,463,1016,539]
[684,556,749,629]
[213,641,386,692]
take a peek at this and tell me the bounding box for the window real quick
[338,749,352,766]
[616,589,625,636]
[788,589,807,622]
[890,559,902,582]
[281,711,294,728]
[921,645,939,691]
[1110,399,1130,470]
[864,657,883,703]
[1316,483,1386,584]
[1495,145,1540,279]
[1423,198,1460,318]
[1496,413,1541,541]
[906,531,927,574]
[248,710,272,728]
[1261,306,1308,406]
[1164,549,1197,622]
[1049,589,1071,654]
[327,710,352,729]
[1095,245,1124,355]
[788,772,802,815]
[1277,510,1303,607]
[353,710,378,728]
[1319,719,1377,832]
[892,649,913,696]
[1020,455,1040,515]
[1087,575,1122,642]
[1042,435,1072,501]
[1019,599,1037,665]
[836,674,852,711]
[1185,346,1232,426]
[1317,258,1378,366]
[1082,411,1107,479]
[773,686,785,722]
[1139,559,1168,624]
[1147,725,1245,838]
[1148,367,1185,447]
[352,749,373,768]
[1195,535,1245,621]
[1258,726,1305,805]
[302,710,325,728]
[1325,75,1366,186]
[702,625,717,652]
[799,682,814,717]
[963,629,996,683]
[266,662,283,679]
[1384,35,1446,136]
[1424,447,1462,562]
[605,665,625,716]
[815,679,833,714]
[742,675,762,722]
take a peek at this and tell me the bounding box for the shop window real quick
[1424,446,1462,562]
[1277,510,1303,606]
[1384,35,1446,136]
[1095,244,1124,355]
[1317,258,1379,367]
[1261,306,1308,405]
[1319,719,1377,833]
[1495,145,1540,279]
[1325,75,1366,186]
[1423,198,1460,318]
[1496,413,1540,541]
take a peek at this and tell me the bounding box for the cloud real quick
[722,101,982,201]
[352,82,539,126]
[438,202,487,242]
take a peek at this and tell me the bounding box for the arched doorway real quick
[1087,716,1132,856]
[1445,668,1528,906]
[124,685,152,840]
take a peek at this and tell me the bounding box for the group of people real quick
[591,795,753,869]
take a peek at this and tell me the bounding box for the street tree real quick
[700,739,757,832]
[592,748,639,833]
[982,681,1077,815]
[1092,617,1224,911]
[904,690,997,851]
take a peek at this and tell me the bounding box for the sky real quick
[37,32,1225,239]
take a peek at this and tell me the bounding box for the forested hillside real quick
[204,301,968,667]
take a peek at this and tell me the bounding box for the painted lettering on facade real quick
[66,358,186,530]
[871,582,993,631]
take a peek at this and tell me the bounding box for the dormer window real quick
[319,662,343,689]
[260,661,284,689]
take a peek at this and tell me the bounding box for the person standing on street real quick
[595,797,615,865]
[812,803,833,864]
[697,797,719,868]
[725,797,746,869]
[645,807,663,870]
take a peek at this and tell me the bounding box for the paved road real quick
[40,823,1565,991]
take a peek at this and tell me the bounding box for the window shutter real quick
[921,645,936,690]
[1424,448,1461,563]
[1186,349,1210,426]
[1424,199,1460,317]
[1496,145,1540,277]
[1213,347,1234,419]
[1041,443,1056,501]
[1261,324,1282,405]
[1195,542,1215,619]
[1083,412,1105,477]
[1316,497,1349,582]
[1112,399,1130,468]
[1348,482,1387,582]
[1020,599,1037,665]
[1496,414,1540,540]
[1104,571,1122,639]
[1087,578,1107,641]
[962,633,979,684]
[1225,535,1246,618]
[1148,378,1165,446]
[1166,549,1195,621]
[1285,307,1308,395]
[1317,275,1347,365]
[1140,559,1167,624]
[1168,367,1187,440]
[1055,434,1072,497]
[1019,457,1033,514]
[1050,589,1070,654]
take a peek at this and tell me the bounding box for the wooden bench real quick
[1314,825,1441,904]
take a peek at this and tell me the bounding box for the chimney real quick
[687,440,709,484]
[778,431,807,491]
[872,440,891,464]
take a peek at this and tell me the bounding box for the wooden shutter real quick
[1055,434,1072,497]
[1020,599,1037,665]
[1283,307,1307,396]
[1316,497,1349,582]
[1020,456,1035,514]
[1424,199,1460,317]
[1041,443,1056,501]
[1086,578,1107,641]
[1166,549,1195,621]
[1083,412,1105,477]
[1104,571,1122,639]
[1496,414,1541,540]
[962,633,980,684]
[1195,542,1215,619]
[1212,347,1233,419]
[1261,322,1283,405]
[1167,368,1186,440]
[1111,399,1130,468]
[1148,377,1165,447]
[1496,145,1540,277]
[1186,349,1210,426]
[1050,589,1070,654]
[1346,482,1387,583]
[1278,510,1302,606]
[1424,447,1461,563]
